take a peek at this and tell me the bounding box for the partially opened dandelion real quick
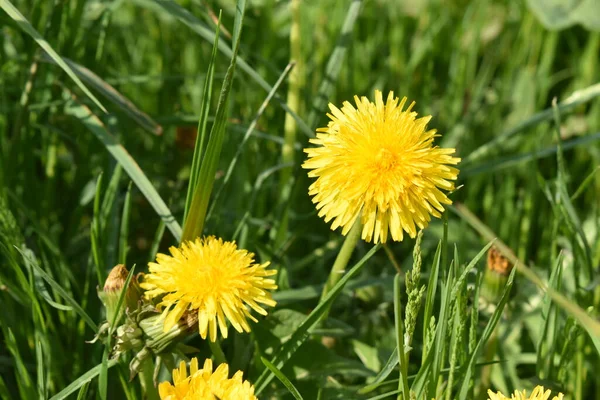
[141,236,277,342]
[159,358,257,400]
[487,385,564,400]
[303,90,460,243]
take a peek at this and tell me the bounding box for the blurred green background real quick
[1,0,599,398]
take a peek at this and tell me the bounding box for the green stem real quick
[273,0,304,249]
[139,358,160,400]
[209,339,227,366]
[394,274,410,400]
[319,220,362,303]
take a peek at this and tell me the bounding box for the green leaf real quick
[260,357,304,400]
[0,0,107,113]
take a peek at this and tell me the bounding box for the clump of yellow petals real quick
[141,236,277,342]
[159,358,257,400]
[303,90,460,243]
[487,385,564,400]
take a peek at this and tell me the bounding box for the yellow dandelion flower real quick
[303,90,460,243]
[141,236,277,342]
[159,358,257,400]
[487,385,564,400]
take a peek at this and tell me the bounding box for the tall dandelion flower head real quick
[159,358,257,400]
[141,236,277,342]
[487,385,564,400]
[303,90,460,243]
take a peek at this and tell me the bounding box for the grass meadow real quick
[1,0,600,399]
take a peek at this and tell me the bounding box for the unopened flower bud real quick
[99,264,142,327]
[481,246,514,303]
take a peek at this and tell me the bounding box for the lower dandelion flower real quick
[141,236,277,342]
[487,385,564,400]
[159,358,257,400]
[303,90,460,243]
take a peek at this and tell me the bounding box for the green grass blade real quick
[571,166,600,200]
[260,357,304,400]
[394,274,409,400]
[98,348,108,400]
[0,0,107,113]
[5,328,35,399]
[50,359,119,400]
[64,98,182,241]
[118,182,132,265]
[91,173,105,284]
[75,381,90,400]
[427,262,455,399]
[35,339,45,400]
[537,253,563,378]
[207,62,294,222]
[16,247,98,332]
[183,14,220,222]
[422,241,442,363]
[148,0,312,137]
[457,268,516,398]
[180,0,246,242]
[109,265,136,333]
[307,0,362,130]
[452,203,600,349]
[148,220,166,263]
[254,244,381,394]
[40,53,162,135]
[460,131,600,178]
[465,82,600,164]
[358,348,399,394]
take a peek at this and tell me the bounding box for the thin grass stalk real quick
[274,0,304,247]
[319,219,362,305]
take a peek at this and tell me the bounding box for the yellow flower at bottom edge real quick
[159,358,257,400]
[141,236,277,342]
[302,90,460,244]
[487,385,564,400]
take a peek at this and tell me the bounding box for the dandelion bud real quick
[481,247,514,303]
[99,264,142,327]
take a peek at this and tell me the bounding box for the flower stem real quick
[320,219,362,305]
[139,358,160,400]
[208,339,227,365]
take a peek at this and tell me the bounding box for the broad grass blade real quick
[41,53,162,135]
[16,247,98,332]
[64,99,182,241]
